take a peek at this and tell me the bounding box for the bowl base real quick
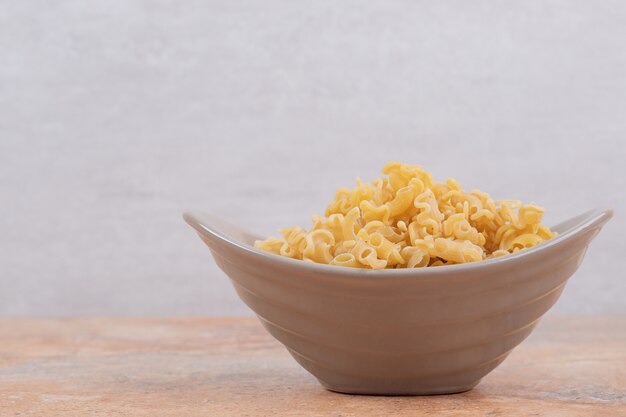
[318,379,479,396]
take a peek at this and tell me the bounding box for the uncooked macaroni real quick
[255,163,556,269]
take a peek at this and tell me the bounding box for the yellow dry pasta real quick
[254,162,557,269]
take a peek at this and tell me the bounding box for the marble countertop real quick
[1,316,625,416]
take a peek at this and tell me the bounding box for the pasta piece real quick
[360,200,391,224]
[433,238,484,264]
[302,230,335,264]
[254,236,283,255]
[330,253,364,268]
[367,232,404,266]
[278,227,307,259]
[442,213,486,246]
[342,207,362,242]
[348,239,387,269]
[401,246,430,268]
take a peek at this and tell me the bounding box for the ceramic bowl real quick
[184,208,612,395]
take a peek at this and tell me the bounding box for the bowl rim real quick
[184,207,613,278]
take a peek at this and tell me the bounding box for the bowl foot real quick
[318,379,480,396]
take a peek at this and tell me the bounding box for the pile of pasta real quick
[255,162,556,269]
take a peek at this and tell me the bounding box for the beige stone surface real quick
[0,316,625,416]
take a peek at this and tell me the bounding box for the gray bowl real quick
[184,207,612,395]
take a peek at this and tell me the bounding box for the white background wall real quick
[1,0,624,316]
